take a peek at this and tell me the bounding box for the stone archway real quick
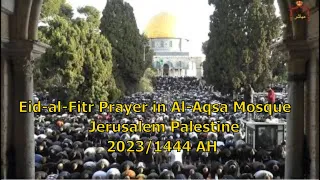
[163,64,169,76]
[276,0,319,178]
[1,0,50,178]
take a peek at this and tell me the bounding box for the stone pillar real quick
[1,39,11,179]
[6,40,49,179]
[307,46,319,179]
[284,40,309,179]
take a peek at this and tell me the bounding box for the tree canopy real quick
[35,3,120,103]
[100,0,153,95]
[203,0,282,94]
[40,0,74,20]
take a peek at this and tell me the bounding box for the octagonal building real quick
[144,12,204,78]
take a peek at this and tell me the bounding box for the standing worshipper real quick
[244,84,254,120]
[200,77,206,91]
[267,86,276,119]
[199,78,203,90]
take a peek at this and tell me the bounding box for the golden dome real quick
[144,12,177,38]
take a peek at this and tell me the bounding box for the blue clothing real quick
[35,154,43,163]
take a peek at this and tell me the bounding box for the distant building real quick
[144,12,204,78]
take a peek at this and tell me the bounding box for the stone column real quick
[6,40,49,179]
[284,40,309,179]
[1,39,11,179]
[307,45,319,179]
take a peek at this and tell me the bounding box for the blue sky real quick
[67,0,280,56]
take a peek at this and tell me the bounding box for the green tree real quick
[77,6,100,27]
[141,34,154,72]
[269,47,288,84]
[100,0,150,95]
[41,0,73,21]
[41,0,66,19]
[59,3,74,20]
[240,0,281,91]
[204,0,281,94]
[137,68,157,92]
[204,0,245,94]
[36,5,120,103]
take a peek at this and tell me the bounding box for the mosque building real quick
[144,12,204,78]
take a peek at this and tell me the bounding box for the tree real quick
[59,3,74,20]
[204,0,246,94]
[41,0,66,19]
[77,6,100,27]
[100,0,150,95]
[270,47,288,84]
[204,0,281,94]
[141,34,154,71]
[240,0,282,91]
[36,5,120,103]
[137,68,157,92]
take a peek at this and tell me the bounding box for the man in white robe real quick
[168,149,183,165]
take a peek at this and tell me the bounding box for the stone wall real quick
[1,12,9,39]
[308,10,319,39]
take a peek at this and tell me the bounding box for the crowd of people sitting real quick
[34,77,287,179]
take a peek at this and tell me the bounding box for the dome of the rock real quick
[144,12,177,38]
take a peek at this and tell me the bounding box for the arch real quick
[276,1,319,179]
[163,64,169,76]
[1,0,49,178]
[164,61,174,68]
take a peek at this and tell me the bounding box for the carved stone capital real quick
[5,40,50,76]
[282,39,311,76]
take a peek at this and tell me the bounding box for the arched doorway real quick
[163,64,169,76]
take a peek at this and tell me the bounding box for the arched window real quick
[160,41,164,47]
[169,41,172,47]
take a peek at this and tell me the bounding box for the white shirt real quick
[217,141,225,147]
[254,170,273,179]
[168,150,183,165]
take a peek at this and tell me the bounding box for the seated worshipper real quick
[168,149,183,165]
[254,170,274,179]
[92,170,107,179]
[106,168,121,179]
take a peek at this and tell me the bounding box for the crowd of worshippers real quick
[35,77,286,179]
